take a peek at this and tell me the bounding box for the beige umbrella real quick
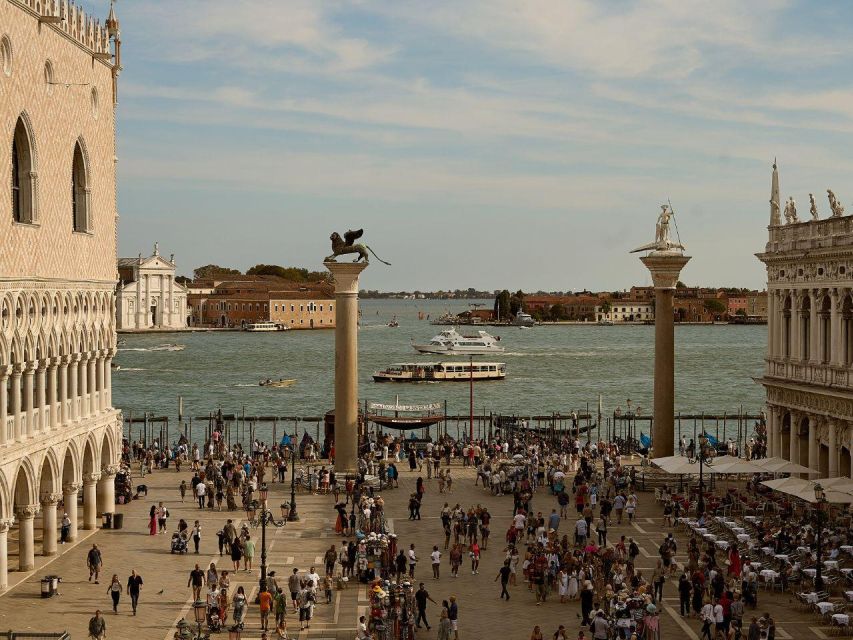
[651,456,700,475]
[708,458,765,474]
[761,477,853,504]
[754,457,816,474]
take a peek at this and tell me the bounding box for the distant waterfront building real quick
[116,245,188,330]
[0,0,123,587]
[597,300,654,323]
[757,162,853,478]
[727,292,768,319]
[188,276,335,329]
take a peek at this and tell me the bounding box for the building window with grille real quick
[11,117,36,224]
[71,141,90,232]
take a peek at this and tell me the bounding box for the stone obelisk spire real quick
[769,159,781,227]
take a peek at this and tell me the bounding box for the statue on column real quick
[828,189,845,217]
[631,204,685,253]
[784,197,798,224]
[809,193,819,220]
[324,229,391,265]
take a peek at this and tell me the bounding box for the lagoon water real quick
[113,299,767,443]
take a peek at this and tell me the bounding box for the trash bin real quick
[112,513,124,529]
[46,575,60,595]
[102,513,112,529]
[41,577,52,598]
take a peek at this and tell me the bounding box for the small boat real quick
[259,378,296,388]
[388,316,399,328]
[412,328,505,355]
[245,321,286,332]
[597,320,614,326]
[373,361,506,382]
[512,312,535,327]
[368,398,444,429]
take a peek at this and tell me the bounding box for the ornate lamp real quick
[814,484,825,502]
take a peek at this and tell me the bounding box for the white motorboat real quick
[373,361,506,382]
[412,328,505,355]
[244,321,285,332]
[512,312,535,327]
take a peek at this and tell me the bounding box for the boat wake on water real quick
[117,343,186,352]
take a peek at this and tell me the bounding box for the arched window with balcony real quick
[71,140,90,232]
[11,116,37,224]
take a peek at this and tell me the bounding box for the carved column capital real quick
[63,482,82,494]
[0,519,13,533]
[40,492,62,506]
[101,464,119,478]
[0,365,11,378]
[50,356,62,367]
[15,504,40,520]
[82,472,101,484]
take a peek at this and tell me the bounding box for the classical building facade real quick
[757,162,853,478]
[0,0,122,587]
[117,245,188,329]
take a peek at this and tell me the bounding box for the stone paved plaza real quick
[0,459,839,639]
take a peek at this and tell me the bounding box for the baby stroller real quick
[206,602,222,633]
[171,532,188,554]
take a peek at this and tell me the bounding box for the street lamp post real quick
[288,444,299,521]
[256,483,287,597]
[814,484,826,591]
[697,435,710,516]
[193,599,207,640]
[615,408,622,446]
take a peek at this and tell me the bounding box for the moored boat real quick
[373,361,506,382]
[245,321,286,332]
[259,378,296,387]
[412,328,504,355]
[512,312,535,327]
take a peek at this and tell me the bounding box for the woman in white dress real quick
[558,569,569,603]
[566,569,579,600]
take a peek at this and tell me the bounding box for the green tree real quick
[246,265,326,282]
[549,303,568,321]
[600,300,612,319]
[175,275,192,285]
[704,299,726,316]
[193,264,241,280]
[676,280,687,289]
[494,290,511,321]
[735,308,747,317]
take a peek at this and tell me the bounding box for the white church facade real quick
[117,245,188,330]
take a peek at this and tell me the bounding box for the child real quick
[323,575,333,604]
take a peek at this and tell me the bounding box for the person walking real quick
[495,560,511,600]
[106,575,122,613]
[188,563,205,601]
[196,480,206,508]
[243,535,255,572]
[127,569,143,616]
[157,501,168,533]
[259,587,272,631]
[87,544,103,584]
[233,585,247,629]
[148,505,157,536]
[431,546,441,579]
[408,544,418,578]
[88,610,106,639]
[414,582,437,630]
[60,512,71,544]
[448,595,459,640]
[437,609,452,640]
[191,520,202,554]
[288,568,301,611]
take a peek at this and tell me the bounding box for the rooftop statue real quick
[784,197,798,224]
[325,229,391,265]
[809,193,819,220]
[828,189,845,218]
[630,204,685,254]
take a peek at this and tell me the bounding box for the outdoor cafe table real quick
[775,554,790,563]
[737,534,751,544]
[694,528,708,535]
[845,591,853,603]
[832,614,849,626]
[715,540,730,550]
[825,560,840,570]
[841,545,853,554]
[816,602,835,615]
[762,547,775,556]
[804,568,817,578]
[745,516,760,523]
[801,592,820,603]
[732,527,746,534]
[760,569,779,588]
[704,533,718,542]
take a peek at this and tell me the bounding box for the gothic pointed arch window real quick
[11,116,37,224]
[71,140,90,232]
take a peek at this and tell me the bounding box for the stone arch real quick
[38,449,60,497]
[12,458,35,507]
[0,334,8,367]
[35,331,46,362]
[0,470,10,520]
[9,334,22,366]
[100,428,115,471]
[82,434,98,476]
[61,440,79,488]
[21,332,34,364]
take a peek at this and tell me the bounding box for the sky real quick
[103,0,853,292]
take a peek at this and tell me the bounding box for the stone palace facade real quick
[0,0,123,587]
[758,163,853,478]
[117,244,188,330]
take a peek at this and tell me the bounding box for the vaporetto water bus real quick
[373,361,507,382]
[412,328,505,355]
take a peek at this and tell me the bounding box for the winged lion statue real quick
[324,229,391,265]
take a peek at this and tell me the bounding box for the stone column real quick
[766,406,776,458]
[22,363,34,438]
[68,355,78,422]
[97,466,117,516]
[0,519,10,589]
[788,410,798,463]
[62,482,80,542]
[78,353,89,419]
[638,252,691,458]
[808,417,819,478]
[87,353,96,416]
[790,290,801,360]
[830,288,841,366]
[47,357,57,429]
[82,473,99,530]
[96,351,105,411]
[11,364,21,441]
[767,291,776,363]
[58,355,68,425]
[809,289,820,364]
[828,421,838,478]
[16,505,38,571]
[104,349,114,408]
[40,493,60,556]
[35,361,46,433]
[144,274,150,328]
[0,365,9,445]
[324,261,368,474]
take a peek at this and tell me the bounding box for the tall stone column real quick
[58,356,69,425]
[324,261,368,474]
[68,356,79,422]
[808,417,819,478]
[104,349,114,408]
[639,252,690,457]
[830,288,841,366]
[88,355,96,416]
[0,519,10,589]
[62,482,80,541]
[789,411,799,463]
[40,493,60,556]
[97,466,117,516]
[767,291,776,364]
[766,406,776,457]
[828,421,838,478]
[790,291,801,360]
[47,357,57,429]
[16,505,38,571]
[0,365,9,445]
[35,361,46,433]
[82,473,99,530]
[11,364,21,441]
[96,351,105,411]
[809,289,820,364]
[22,363,34,438]
[78,353,89,419]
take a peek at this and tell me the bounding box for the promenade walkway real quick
[0,459,833,639]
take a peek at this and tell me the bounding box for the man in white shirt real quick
[575,517,588,547]
[430,546,441,579]
[513,512,526,533]
[195,480,206,509]
[306,567,321,590]
[408,544,418,578]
